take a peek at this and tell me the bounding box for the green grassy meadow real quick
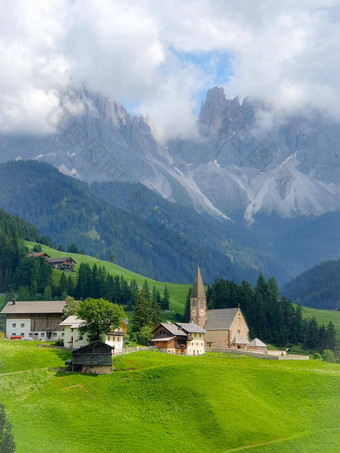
[0,341,339,452]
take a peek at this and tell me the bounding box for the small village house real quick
[60,315,127,352]
[0,299,65,341]
[46,257,76,271]
[152,321,206,355]
[71,341,113,374]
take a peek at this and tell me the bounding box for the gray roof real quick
[159,323,187,337]
[59,315,85,328]
[232,334,249,345]
[1,300,65,315]
[249,338,267,347]
[151,337,175,342]
[204,307,239,330]
[47,257,76,264]
[190,267,206,299]
[175,322,207,334]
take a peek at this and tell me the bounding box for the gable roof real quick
[204,307,239,331]
[1,300,65,315]
[249,338,267,347]
[175,322,207,334]
[158,322,187,337]
[72,340,112,354]
[190,267,206,299]
[233,334,249,345]
[59,315,85,328]
[47,257,76,264]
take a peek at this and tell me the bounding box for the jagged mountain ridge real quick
[1,86,340,223]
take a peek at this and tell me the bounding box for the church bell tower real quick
[190,266,207,329]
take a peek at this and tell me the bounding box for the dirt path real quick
[222,427,340,452]
[0,367,51,377]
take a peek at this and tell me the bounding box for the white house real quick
[59,315,126,353]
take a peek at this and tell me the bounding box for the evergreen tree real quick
[58,273,68,298]
[132,290,152,333]
[43,285,52,300]
[151,287,162,326]
[325,321,336,349]
[306,317,319,349]
[161,285,170,310]
[142,280,151,303]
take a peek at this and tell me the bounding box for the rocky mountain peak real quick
[198,87,241,136]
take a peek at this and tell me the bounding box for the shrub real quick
[322,349,336,363]
[312,352,322,360]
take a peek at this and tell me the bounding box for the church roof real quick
[190,267,206,299]
[249,338,267,347]
[204,307,239,331]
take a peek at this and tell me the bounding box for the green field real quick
[0,341,339,452]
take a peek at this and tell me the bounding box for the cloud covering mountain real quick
[1,0,340,141]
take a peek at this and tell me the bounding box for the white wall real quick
[6,318,63,341]
[186,332,205,356]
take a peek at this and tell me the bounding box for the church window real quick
[191,301,196,307]
[199,300,204,308]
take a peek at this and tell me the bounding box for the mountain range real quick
[2,86,340,284]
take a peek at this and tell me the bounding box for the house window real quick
[41,333,45,337]
[29,333,33,337]
[53,333,57,337]
[21,333,25,337]
[12,333,16,336]
[12,323,16,328]
[61,333,64,337]
[21,323,25,328]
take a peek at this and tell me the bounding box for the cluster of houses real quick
[1,268,267,363]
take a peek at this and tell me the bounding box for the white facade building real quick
[60,315,125,353]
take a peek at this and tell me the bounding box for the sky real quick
[1,0,340,141]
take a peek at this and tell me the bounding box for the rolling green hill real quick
[0,342,339,452]
[25,241,190,313]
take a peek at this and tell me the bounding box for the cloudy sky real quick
[1,0,340,140]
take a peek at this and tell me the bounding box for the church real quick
[190,267,250,351]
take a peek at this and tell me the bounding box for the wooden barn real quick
[71,341,113,374]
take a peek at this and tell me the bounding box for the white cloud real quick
[1,0,340,138]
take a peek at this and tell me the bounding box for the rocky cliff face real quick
[2,86,340,223]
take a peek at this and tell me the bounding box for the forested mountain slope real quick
[0,160,273,283]
[282,260,340,310]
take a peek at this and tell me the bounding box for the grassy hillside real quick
[0,342,339,452]
[302,306,340,344]
[25,241,190,313]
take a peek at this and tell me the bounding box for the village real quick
[0,267,309,374]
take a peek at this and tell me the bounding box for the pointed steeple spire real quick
[190,266,206,299]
